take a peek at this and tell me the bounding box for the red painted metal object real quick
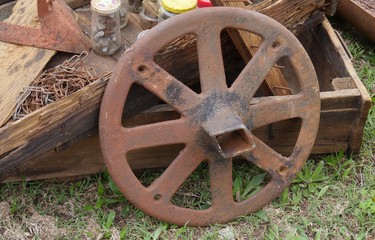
[99,7,320,226]
[198,0,212,8]
[0,0,91,53]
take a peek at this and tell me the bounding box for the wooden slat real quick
[0,96,359,182]
[0,78,109,171]
[65,0,90,9]
[0,0,56,127]
[301,19,371,152]
[320,89,361,110]
[246,0,326,31]
[336,0,375,42]
[209,0,336,95]
[319,20,371,152]
[210,0,290,96]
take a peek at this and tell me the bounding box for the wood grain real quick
[299,19,371,152]
[0,0,56,127]
[209,0,334,96]
[0,90,361,182]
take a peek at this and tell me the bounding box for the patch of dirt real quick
[354,0,375,14]
[0,204,66,240]
[0,201,10,221]
[84,217,102,239]
[1,201,27,240]
[52,200,76,219]
[264,205,299,237]
[26,211,61,240]
[218,226,235,240]
[332,201,349,216]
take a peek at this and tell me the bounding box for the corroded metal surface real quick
[0,0,91,53]
[99,7,320,226]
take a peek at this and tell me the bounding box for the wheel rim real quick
[99,7,320,226]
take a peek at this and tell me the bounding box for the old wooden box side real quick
[299,19,371,153]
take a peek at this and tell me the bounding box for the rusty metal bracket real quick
[0,0,91,53]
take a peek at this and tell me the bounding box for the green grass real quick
[0,18,374,240]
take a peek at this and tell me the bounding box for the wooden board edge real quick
[320,19,372,153]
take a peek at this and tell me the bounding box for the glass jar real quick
[91,0,122,55]
[139,0,158,30]
[128,0,143,12]
[120,0,129,28]
[158,0,197,23]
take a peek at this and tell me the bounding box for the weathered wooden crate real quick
[337,0,375,42]
[0,16,371,182]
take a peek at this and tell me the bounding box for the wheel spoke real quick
[231,40,285,103]
[242,136,288,178]
[121,119,193,153]
[245,94,309,129]
[136,63,201,114]
[148,145,206,200]
[209,156,234,209]
[196,26,227,93]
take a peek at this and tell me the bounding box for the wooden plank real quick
[297,19,370,153]
[337,0,375,42]
[320,89,361,110]
[65,0,90,9]
[0,78,109,172]
[293,11,326,35]
[320,19,371,152]
[0,132,105,182]
[323,0,338,16]
[0,0,56,127]
[2,139,349,183]
[210,0,335,96]
[0,98,358,182]
[210,0,290,96]
[244,0,328,33]
[331,77,356,91]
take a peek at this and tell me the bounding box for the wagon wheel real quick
[99,7,320,226]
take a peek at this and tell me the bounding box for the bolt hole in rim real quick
[138,65,147,72]
[154,194,162,201]
[99,7,320,226]
[272,40,281,50]
[278,165,288,175]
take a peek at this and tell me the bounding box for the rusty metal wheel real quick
[99,7,320,226]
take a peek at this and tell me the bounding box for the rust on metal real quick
[13,52,111,120]
[99,7,320,226]
[0,0,91,53]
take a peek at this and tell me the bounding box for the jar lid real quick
[161,0,197,14]
[91,0,121,14]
